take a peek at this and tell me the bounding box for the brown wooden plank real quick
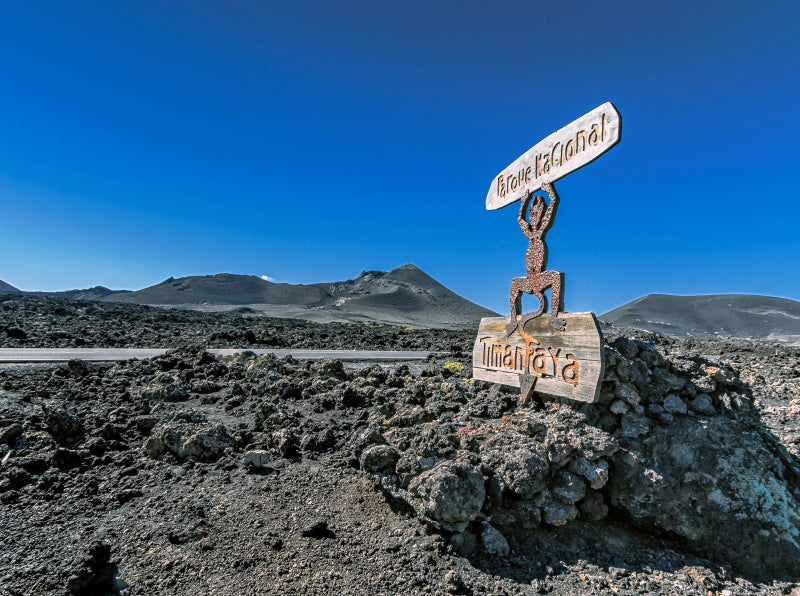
[473,360,604,403]
[477,314,604,338]
[472,348,601,370]
[473,334,602,354]
[472,312,605,403]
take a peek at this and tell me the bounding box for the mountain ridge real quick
[0,279,21,293]
[600,293,800,340]
[92,264,496,329]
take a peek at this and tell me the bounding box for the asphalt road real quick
[0,348,438,363]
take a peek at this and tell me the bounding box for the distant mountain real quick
[601,294,800,340]
[0,281,124,300]
[0,280,21,293]
[28,286,124,301]
[102,274,326,306]
[317,265,498,326]
[98,265,497,329]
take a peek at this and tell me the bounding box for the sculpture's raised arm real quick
[517,191,534,237]
[538,181,559,232]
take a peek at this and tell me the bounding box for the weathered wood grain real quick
[486,102,622,210]
[472,312,605,403]
[472,361,604,403]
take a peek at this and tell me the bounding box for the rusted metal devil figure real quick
[506,181,565,337]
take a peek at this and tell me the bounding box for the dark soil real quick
[0,295,474,352]
[1,296,798,595]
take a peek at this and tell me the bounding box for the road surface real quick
[0,348,438,363]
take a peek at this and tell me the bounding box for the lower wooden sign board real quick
[472,312,604,403]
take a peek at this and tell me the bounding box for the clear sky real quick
[0,1,798,315]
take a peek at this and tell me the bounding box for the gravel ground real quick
[1,295,799,595]
[0,295,474,352]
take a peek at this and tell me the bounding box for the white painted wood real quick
[472,313,605,403]
[486,102,622,210]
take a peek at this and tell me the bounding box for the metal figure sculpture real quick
[506,181,565,336]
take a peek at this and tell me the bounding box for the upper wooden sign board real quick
[486,102,622,210]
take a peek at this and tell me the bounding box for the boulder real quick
[663,394,688,415]
[244,450,271,468]
[42,404,83,444]
[0,423,23,445]
[620,411,649,438]
[578,491,608,521]
[608,416,800,578]
[272,428,294,458]
[141,373,189,402]
[408,460,485,531]
[483,436,549,500]
[542,499,579,526]
[144,421,231,461]
[550,470,587,504]
[689,394,716,416]
[360,444,399,473]
[480,522,510,556]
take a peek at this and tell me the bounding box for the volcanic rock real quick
[65,540,115,595]
[144,420,232,461]
[42,404,84,444]
[608,415,800,577]
[408,460,485,531]
[480,522,510,556]
[243,449,271,468]
[0,423,23,445]
[360,444,399,473]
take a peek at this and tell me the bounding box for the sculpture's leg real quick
[541,271,566,331]
[507,278,528,336]
[553,271,565,312]
[518,289,546,330]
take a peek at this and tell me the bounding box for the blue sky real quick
[0,1,798,315]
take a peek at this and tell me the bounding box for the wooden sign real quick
[486,102,621,210]
[472,313,604,403]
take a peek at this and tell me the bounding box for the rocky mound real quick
[602,294,800,341]
[599,324,800,461]
[362,335,800,579]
